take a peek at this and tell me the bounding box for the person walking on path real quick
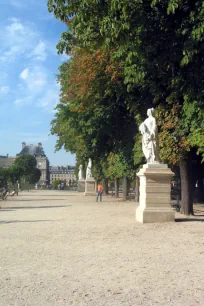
[96,183,103,202]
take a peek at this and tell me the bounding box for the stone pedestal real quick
[84,178,96,196]
[78,180,85,192]
[136,164,175,223]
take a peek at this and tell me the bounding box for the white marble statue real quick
[86,158,93,179]
[78,164,84,180]
[139,108,160,164]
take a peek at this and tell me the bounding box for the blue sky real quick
[0,0,75,166]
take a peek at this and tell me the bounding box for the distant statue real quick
[86,158,93,179]
[78,164,84,180]
[139,108,160,164]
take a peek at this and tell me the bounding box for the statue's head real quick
[147,108,154,117]
[79,164,82,170]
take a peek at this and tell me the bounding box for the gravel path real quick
[0,190,204,306]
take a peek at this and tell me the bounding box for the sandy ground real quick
[0,190,204,306]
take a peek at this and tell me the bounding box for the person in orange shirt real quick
[96,183,103,202]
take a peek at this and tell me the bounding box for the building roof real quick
[50,171,75,174]
[50,169,75,174]
[0,155,16,168]
[0,155,8,159]
[49,166,75,174]
[18,143,46,157]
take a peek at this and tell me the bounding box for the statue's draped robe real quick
[78,165,83,180]
[139,116,159,163]
[86,159,93,179]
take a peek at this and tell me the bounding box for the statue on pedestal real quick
[86,158,93,179]
[139,108,160,164]
[78,165,84,180]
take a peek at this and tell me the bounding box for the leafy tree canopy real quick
[51,48,142,177]
[26,168,41,184]
[7,165,23,185]
[48,0,204,164]
[48,0,204,214]
[15,155,37,175]
[0,168,9,188]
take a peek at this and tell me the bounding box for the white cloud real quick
[6,18,24,35]
[30,69,47,89]
[16,65,59,112]
[0,18,61,113]
[20,68,29,80]
[0,46,21,62]
[19,66,47,92]
[37,88,60,112]
[14,96,32,106]
[0,18,48,63]
[31,41,47,61]
[0,86,9,94]
[0,19,36,62]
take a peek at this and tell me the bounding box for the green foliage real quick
[15,155,37,175]
[107,151,135,180]
[0,168,9,188]
[7,165,23,185]
[51,48,139,178]
[48,0,204,174]
[133,134,145,169]
[182,95,204,160]
[4,155,42,185]
[52,179,64,189]
[26,168,41,184]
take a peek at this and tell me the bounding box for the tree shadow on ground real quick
[0,209,15,212]
[8,199,66,202]
[17,194,77,197]
[0,219,65,224]
[176,218,204,222]
[1,205,72,210]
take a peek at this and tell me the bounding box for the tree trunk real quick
[179,157,194,215]
[95,179,100,192]
[136,176,140,202]
[123,176,128,200]
[114,178,119,198]
[103,179,108,195]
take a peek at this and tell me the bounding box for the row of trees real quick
[0,155,41,189]
[48,0,204,215]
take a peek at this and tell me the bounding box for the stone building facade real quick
[49,166,76,185]
[0,143,76,186]
[17,142,50,185]
[0,143,49,185]
[0,155,16,168]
